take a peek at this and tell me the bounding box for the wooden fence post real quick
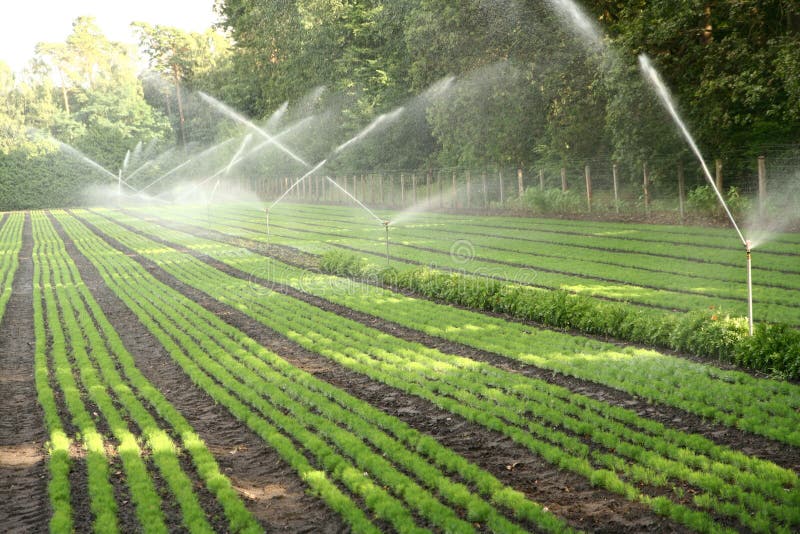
[758,155,767,216]
[466,171,472,209]
[498,169,504,205]
[539,168,545,191]
[451,172,457,208]
[426,169,432,202]
[612,163,620,214]
[561,167,567,192]
[438,171,443,208]
[643,162,651,216]
[517,167,524,197]
[412,173,417,204]
[678,160,686,223]
[715,159,723,192]
[584,165,592,212]
[481,172,488,208]
[400,173,405,206]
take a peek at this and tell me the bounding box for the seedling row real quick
[71,208,800,533]
[146,203,800,324]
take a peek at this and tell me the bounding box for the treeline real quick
[1,1,799,209]
[214,1,800,174]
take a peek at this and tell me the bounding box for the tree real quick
[134,23,230,146]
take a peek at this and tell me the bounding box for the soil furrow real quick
[55,212,347,533]
[125,210,800,473]
[280,209,800,283]
[0,213,48,533]
[90,212,691,532]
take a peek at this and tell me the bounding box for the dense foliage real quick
[215,0,800,172]
[319,249,800,380]
[1,2,799,209]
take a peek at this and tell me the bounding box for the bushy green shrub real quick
[321,250,800,379]
[518,188,584,214]
[686,185,751,221]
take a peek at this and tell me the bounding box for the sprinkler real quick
[383,220,390,264]
[746,240,753,336]
[639,55,756,336]
[266,207,271,247]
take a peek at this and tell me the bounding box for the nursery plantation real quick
[3,0,800,532]
[1,203,799,533]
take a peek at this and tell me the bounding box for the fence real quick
[241,153,799,221]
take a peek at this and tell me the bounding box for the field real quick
[1,204,799,533]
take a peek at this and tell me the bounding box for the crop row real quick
[151,204,800,325]
[238,207,800,308]
[30,213,260,533]
[56,209,571,534]
[80,208,800,533]
[108,207,800,442]
[0,212,23,323]
[281,205,800,281]
[281,202,800,253]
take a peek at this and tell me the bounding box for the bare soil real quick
[0,214,48,533]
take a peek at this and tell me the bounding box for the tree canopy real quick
[0,1,798,209]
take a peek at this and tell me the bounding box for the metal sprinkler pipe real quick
[746,240,754,336]
[265,207,271,247]
[383,220,390,264]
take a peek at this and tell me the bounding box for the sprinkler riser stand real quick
[383,220,390,264]
[746,241,753,336]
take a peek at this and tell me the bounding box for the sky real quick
[0,1,220,73]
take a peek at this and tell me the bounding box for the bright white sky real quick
[0,1,220,73]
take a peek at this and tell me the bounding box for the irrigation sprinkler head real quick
[745,239,752,254]
[382,219,390,228]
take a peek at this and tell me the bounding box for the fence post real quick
[678,160,686,223]
[584,164,592,212]
[758,155,767,216]
[412,173,417,204]
[481,172,488,208]
[561,167,567,192]
[426,170,432,202]
[466,170,472,209]
[452,172,457,208]
[400,173,405,207]
[498,169,504,205]
[643,162,651,216]
[438,171,443,208]
[612,163,620,214]
[715,159,723,192]
[517,167,524,197]
[539,168,545,191]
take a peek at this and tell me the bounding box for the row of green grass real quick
[254,205,800,298]
[56,209,570,534]
[0,212,23,323]
[31,212,261,533]
[150,203,800,325]
[82,208,800,533]
[113,207,800,443]
[283,202,800,251]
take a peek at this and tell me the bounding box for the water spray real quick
[199,92,310,167]
[639,54,754,334]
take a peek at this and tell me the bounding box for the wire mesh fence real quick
[242,152,799,224]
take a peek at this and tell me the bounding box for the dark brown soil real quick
[129,210,800,473]
[0,214,48,533]
[51,213,347,533]
[87,211,702,532]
